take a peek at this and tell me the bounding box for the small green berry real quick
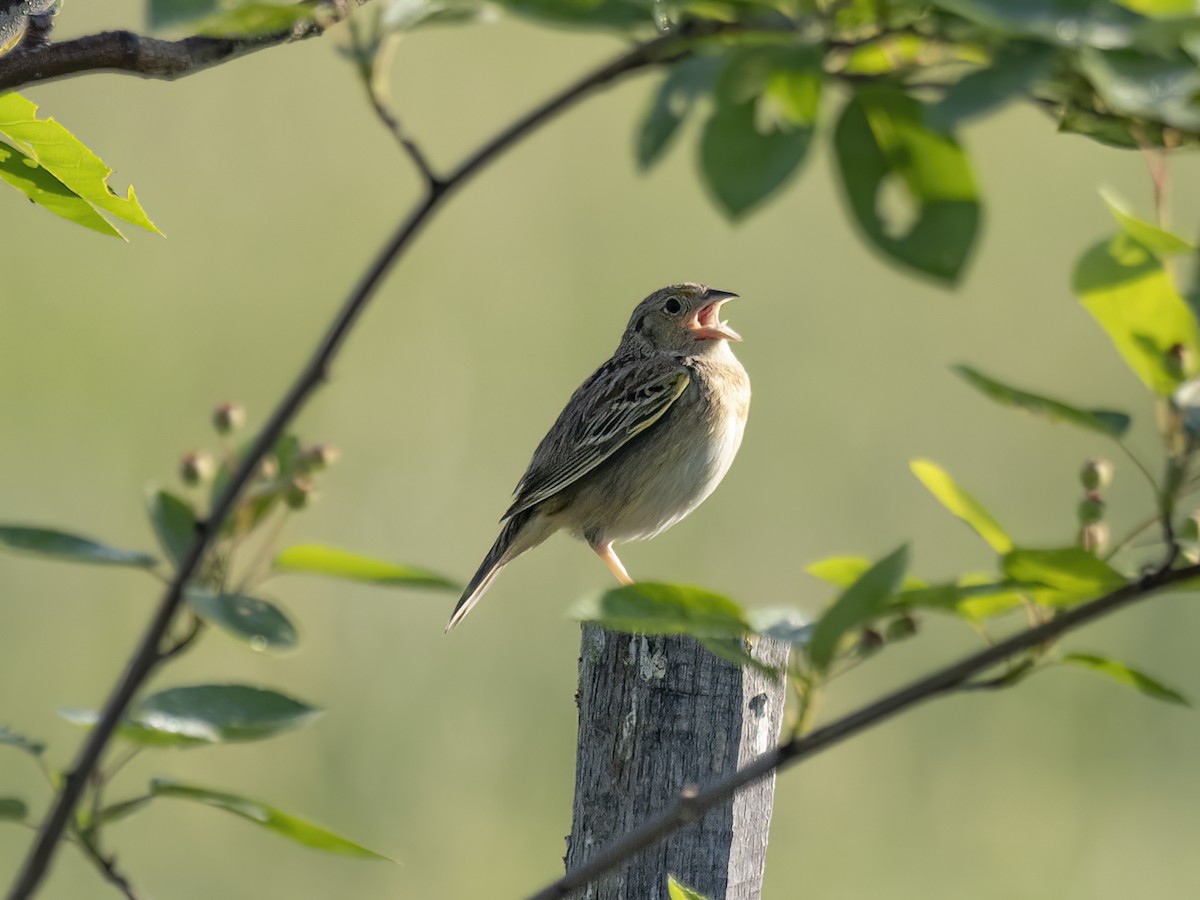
[1077,495,1106,525]
[1180,511,1200,543]
[884,614,918,642]
[285,476,314,510]
[179,450,215,486]
[212,402,246,435]
[1079,458,1114,491]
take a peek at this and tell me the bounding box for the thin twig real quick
[72,830,138,900]
[5,20,742,899]
[524,558,1198,900]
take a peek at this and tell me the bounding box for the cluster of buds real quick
[1077,458,1114,555]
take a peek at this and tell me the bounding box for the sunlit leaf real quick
[0,726,45,757]
[0,93,159,236]
[808,545,909,672]
[834,87,980,283]
[952,365,1132,437]
[0,525,158,568]
[146,489,198,568]
[910,460,1013,553]
[570,582,752,638]
[150,779,389,859]
[1062,652,1189,705]
[897,579,1031,619]
[1100,188,1195,257]
[186,588,298,651]
[0,142,122,237]
[61,685,320,747]
[1073,232,1200,394]
[805,556,927,591]
[194,2,316,38]
[273,545,459,591]
[1002,548,1126,602]
[668,875,712,900]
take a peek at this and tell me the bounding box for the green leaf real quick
[808,545,909,672]
[93,795,154,828]
[699,47,821,219]
[148,0,221,29]
[910,460,1014,553]
[931,0,1143,49]
[380,0,495,30]
[1062,653,1190,705]
[636,55,721,170]
[0,798,28,821]
[0,726,45,757]
[1100,188,1195,257]
[150,779,388,859]
[1115,0,1196,18]
[0,525,158,568]
[805,556,927,591]
[1079,47,1200,132]
[1002,548,1126,602]
[897,577,1031,620]
[0,141,122,237]
[61,684,320,747]
[146,489,197,568]
[668,875,712,900]
[927,42,1057,132]
[194,2,316,37]
[570,582,752,639]
[273,545,459,591]
[0,93,159,236]
[834,87,980,284]
[952,364,1132,437]
[186,588,298,651]
[1073,232,1200,394]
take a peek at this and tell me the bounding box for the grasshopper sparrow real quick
[447,283,749,630]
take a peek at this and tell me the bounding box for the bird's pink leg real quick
[591,541,634,585]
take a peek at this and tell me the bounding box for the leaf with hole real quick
[1073,232,1200,394]
[150,779,389,858]
[834,87,980,284]
[808,545,909,672]
[910,460,1013,553]
[0,525,158,568]
[953,365,1131,437]
[273,545,459,591]
[0,141,122,237]
[186,589,298,651]
[571,582,752,639]
[1062,653,1189,705]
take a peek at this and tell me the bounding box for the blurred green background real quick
[3,4,1200,898]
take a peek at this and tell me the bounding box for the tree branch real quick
[5,20,732,900]
[0,2,365,92]
[524,560,1199,900]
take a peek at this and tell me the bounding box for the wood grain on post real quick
[565,625,789,899]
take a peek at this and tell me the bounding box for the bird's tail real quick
[446,512,534,631]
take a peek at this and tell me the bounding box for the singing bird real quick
[447,283,750,630]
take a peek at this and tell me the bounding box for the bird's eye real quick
[662,297,683,315]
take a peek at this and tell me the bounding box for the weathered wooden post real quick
[565,626,789,899]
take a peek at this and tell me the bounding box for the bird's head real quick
[620,283,741,355]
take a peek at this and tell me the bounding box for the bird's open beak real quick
[687,289,741,342]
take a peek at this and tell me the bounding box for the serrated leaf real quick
[1002,548,1126,602]
[0,798,28,821]
[186,588,297,651]
[0,93,159,236]
[910,460,1013,553]
[146,489,197,567]
[273,545,458,591]
[61,684,320,747]
[0,726,45,757]
[0,525,158,568]
[150,779,388,859]
[570,582,752,639]
[1073,232,1200,394]
[0,141,122,237]
[834,87,980,284]
[668,875,712,900]
[953,365,1132,437]
[1062,653,1190,705]
[194,2,316,38]
[636,55,721,170]
[808,545,909,672]
[806,556,927,591]
[1100,188,1195,257]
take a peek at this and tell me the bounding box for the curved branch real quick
[0,2,365,92]
[5,20,727,900]
[525,560,1199,900]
